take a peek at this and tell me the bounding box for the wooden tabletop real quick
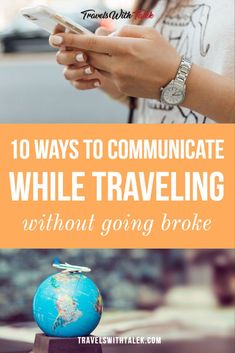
[0,339,32,353]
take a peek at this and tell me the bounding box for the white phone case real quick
[20,5,92,35]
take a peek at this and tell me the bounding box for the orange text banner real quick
[0,124,234,248]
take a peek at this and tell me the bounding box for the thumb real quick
[95,27,113,36]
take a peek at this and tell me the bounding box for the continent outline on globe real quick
[33,271,103,338]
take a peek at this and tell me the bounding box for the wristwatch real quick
[160,56,192,106]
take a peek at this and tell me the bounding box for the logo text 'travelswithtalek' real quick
[80,9,155,21]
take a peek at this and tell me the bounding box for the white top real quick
[134,0,234,124]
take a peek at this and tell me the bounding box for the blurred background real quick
[0,0,132,123]
[0,249,234,353]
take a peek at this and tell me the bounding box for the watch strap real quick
[175,56,192,85]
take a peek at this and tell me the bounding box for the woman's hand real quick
[55,49,102,90]
[49,25,181,100]
[49,25,235,122]
[51,27,127,101]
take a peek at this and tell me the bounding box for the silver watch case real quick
[160,80,186,107]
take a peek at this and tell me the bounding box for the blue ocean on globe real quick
[33,272,103,337]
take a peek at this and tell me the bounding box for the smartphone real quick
[20,5,93,35]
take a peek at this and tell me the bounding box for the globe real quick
[33,272,103,337]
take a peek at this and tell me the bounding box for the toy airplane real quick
[52,258,91,273]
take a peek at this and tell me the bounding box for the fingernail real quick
[50,35,63,45]
[85,67,93,75]
[76,53,85,62]
[94,81,101,87]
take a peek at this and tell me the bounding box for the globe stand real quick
[31,334,103,353]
